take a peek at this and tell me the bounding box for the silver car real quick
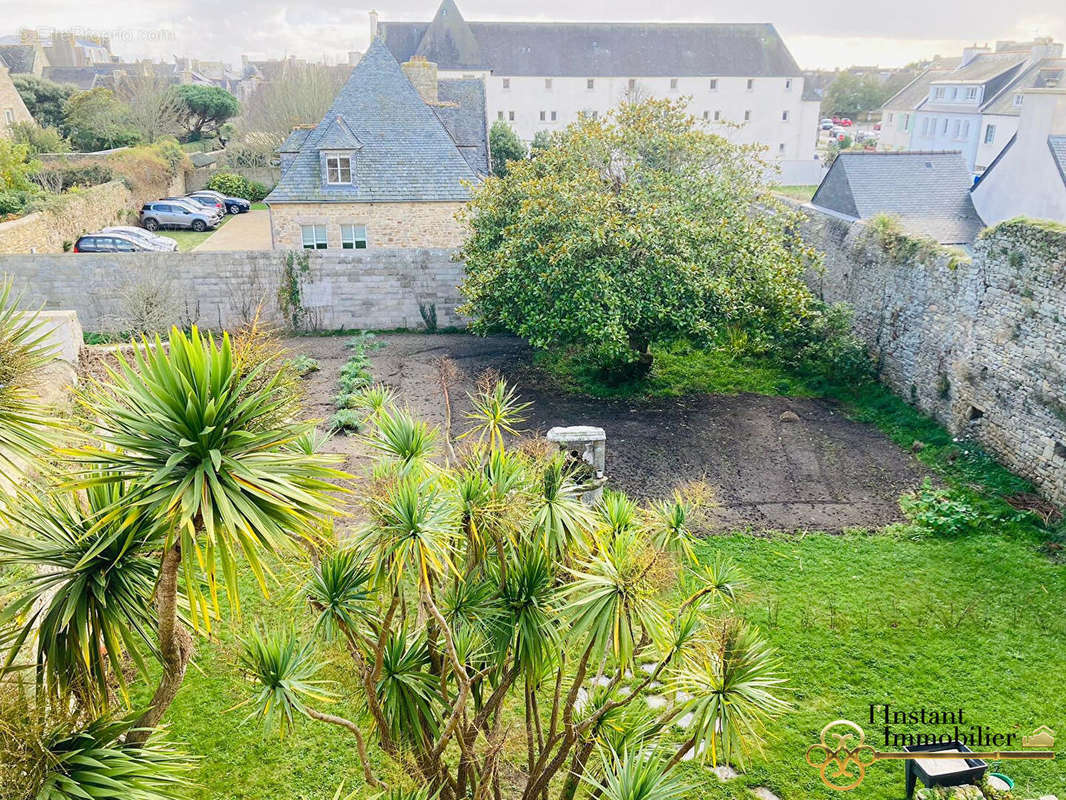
[101,226,179,251]
[140,200,220,232]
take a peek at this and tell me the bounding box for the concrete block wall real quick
[0,248,467,334]
[800,207,1066,504]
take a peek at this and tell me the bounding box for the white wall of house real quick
[975,114,1020,171]
[879,108,914,150]
[972,89,1066,225]
[468,73,818,160]
[911,110,983,168]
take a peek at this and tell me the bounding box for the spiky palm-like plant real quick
[584,748,688,800]
[461,379,530,451]
[0,278,57,477]
[72,326,347,740]
[0,481,161,712]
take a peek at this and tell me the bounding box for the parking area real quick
[191,209,272,251]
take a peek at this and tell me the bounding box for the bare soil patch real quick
[286,333,926,532]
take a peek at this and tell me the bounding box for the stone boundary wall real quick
[0,181,133,254]
[0,248,466,333]
[799,205,1066,503]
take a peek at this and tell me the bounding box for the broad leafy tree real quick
[459,99,822,374]
[239,378,789,800]
[12,75,76,130]
[62,88,140,151]
[173,85,239,140]
[489,119,527,176]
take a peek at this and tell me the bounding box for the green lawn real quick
[147,341,1065,800]
[163,214,234,251]
[773,185,818,202]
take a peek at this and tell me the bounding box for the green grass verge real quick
[773,185,818,202]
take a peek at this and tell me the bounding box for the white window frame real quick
[744,110,751,121]
[709,78,718,91]
[785,78,792,90]
[934,86,945,99]
[3,109,12,124]
[670,78,678,90]
[586,78,595,90]
[713,110,721,121]
[341,223,367,249]
[508,110,515,122]
[544,78,552,89]
[550,110,557,122]
[746,78,754,90]
[325,155,352,185]
[502,78,510,89]
[966,87,979,100]
[782,110,790,122]
[1013,94,1024,106]
[984,124,996,144]
[301,224,327,250]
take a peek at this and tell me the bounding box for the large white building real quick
[378,0,821,162]
[879,39,1064,175]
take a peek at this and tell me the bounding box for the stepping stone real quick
[675,712,694,729]
[713,765,739,782]
[618,686,631,697]
[675,690,692,702]
[645,694,668,709]
[680,742,707,762]
[648,680,662,689]
[640,662,657,674]
[753,789,780,800]
[575,688,589,711]
[592,676,612,687]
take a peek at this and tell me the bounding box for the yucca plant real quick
[584,747,687,800]
[0,481,162,712]
[530,454,593,559]
[366,477,459,586]
[671,619,790,768]
[461,378,530,451]
[375,629,441,747]
[306,548,377,640]
[0,278,57,477]
[71,326,347,740]
[366,407,439,475]
[238,628,332,736]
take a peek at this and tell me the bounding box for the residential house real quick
[266,37,488,250]
[2,29,113,67]
[879,39,1064,173]
[972,88,1066,225]
[810,151,984,245]
[0,62,34,137]
[378,0,821,160]
[975,57,1065,171]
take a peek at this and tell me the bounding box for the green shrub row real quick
[328,332,383,434]
[206,172,271,202]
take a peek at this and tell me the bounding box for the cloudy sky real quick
[8,0,1066,70]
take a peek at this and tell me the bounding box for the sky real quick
[5,0,1065,70]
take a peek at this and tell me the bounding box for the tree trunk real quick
[128,542,193,744]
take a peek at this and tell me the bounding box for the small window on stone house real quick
[3,109,12,124]
[670,78,678,89]
[628,78,636,90]
[325,155,352,184]
[497,111,504,120]
[714,110,721,121]
[341,224,367,249]
[502,78,510,89]
[744,110,751,121]
[301,224,327,250]
[709,78,718,90]
[508,110,515,121]
[746,78,754,90]
[550,111,557,121]
[540,110,546,121]
[587,78,595,89]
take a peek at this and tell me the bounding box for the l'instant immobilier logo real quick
[872,703,1020,748]
[804,706,1056,791]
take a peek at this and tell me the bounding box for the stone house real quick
[0,63,34,137]
[266,37,488,251]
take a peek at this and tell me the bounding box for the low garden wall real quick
[799,206,1066,503]
[0,248,466,333]
[0,181,134,254]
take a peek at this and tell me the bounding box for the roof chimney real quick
[961,44,991,66]
[403,56,438,105]
[369,10,380,38]
[1030,38,1064,62]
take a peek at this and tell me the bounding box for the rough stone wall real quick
[269,201,467,249]
[801,208,1066,503]
[0,181,133,253]
[0,248,467,333]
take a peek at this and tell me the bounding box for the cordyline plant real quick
[0,324,347,759]
[240,379,789,800]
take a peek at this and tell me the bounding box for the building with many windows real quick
[879,39,1063,174]
[378,0,821,160]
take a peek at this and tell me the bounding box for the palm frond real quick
[239,627,332,736]
[460,379,530,451]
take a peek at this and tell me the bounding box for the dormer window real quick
[326,155,352,184]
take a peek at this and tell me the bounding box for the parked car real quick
[189,189,250,215]
[140,200,220,232]
[166,194,225,218]
[873,122,882,131]
[74,231,155,252]
[840,118,853,127]
[831,116,841,124]
[830,125,846,138]
[820,118,834,130]
[100,226,178,251]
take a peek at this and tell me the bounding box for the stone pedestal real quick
[546,425,606,505]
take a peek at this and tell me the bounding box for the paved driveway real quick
[192,209,271,251]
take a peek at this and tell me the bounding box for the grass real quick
[773,185,818,202]
[163,214,235,251]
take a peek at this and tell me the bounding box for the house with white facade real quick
[971,88,1066,225]
[378,0,821,161]
[879,39,1064,174]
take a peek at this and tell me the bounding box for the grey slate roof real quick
[316,116,364,150]
[267,38,478,204]
[42,65,125,90]
[382,0,802,77]
[1050,136,1066,187]
[882,59,961,111]
[811,151,984,245]
[435,78,490,176]
[279,127,312,153]
[982,59,1066,116]
[0,45,40,74]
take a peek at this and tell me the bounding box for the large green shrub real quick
[206,172,270,201]
[32,161,114,192]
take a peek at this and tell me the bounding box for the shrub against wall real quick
[206,172,269,202]
[107,139,189,209]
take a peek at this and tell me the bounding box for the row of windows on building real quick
[301,223,367,249]
[932,86,981,101]
[498,108,791,124]
[499,77,794,91]
[919,117,973,139]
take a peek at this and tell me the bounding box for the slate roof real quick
[982,59,1066,116]
[811,151,984,244]
[42,65,125,90]
[267,38,478,204]
[882,59,961,110]
[382,0,803,77]
[435,78,490,176]
[279,127,312,153]
[1050,136,1066,187]
[930,52,1027,85]
[0,45,40,74]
